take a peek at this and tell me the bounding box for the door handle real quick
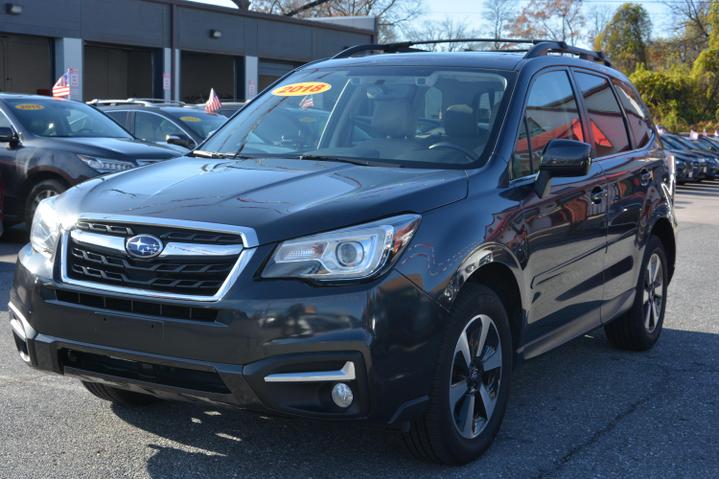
[590,186,605,205]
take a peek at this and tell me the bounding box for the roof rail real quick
[332,38,544,59]
[525,41,612,66]
[332,38,612,67]
[86,98,186,107]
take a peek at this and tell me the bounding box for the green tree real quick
[597,3,651,74]
[630,64,695,131]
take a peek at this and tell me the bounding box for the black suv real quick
[91,99,227,152]
[9,40,676,465]
[0,94,180,226]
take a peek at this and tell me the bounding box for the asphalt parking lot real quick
[1,182,717,479]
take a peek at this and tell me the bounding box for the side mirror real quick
[0,126,19,145]
[535,139,592,197]
[166,134,194,149]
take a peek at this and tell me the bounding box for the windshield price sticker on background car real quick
[179,116,201,122]
[272,82,332,97]
[14,103,45,111]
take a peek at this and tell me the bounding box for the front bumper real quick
[9,244,446,424]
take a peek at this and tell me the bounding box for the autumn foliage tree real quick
[511,0,585,43]
[596,3,651,73]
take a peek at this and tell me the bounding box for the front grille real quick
[64,221,245,297]
[75,221,243,244]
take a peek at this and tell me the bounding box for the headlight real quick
[30,196,62,257]
[78,155,135,173]
[262,214,421,281]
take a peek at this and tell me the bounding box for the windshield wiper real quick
[297,154,400,167]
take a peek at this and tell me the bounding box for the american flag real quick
[299,95,314,110]
[52,70,71,98]
[204,88,222,113]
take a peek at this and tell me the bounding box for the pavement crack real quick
[532,365,671,479]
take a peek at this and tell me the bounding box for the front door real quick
[511,69,608,353]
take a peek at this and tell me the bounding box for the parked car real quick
[0,94,181,226]
[672,151,697,184]
[9,40,676,465]
[91,99,227,152]
[660,133,713,180]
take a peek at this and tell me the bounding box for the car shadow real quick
[110,326,719,478]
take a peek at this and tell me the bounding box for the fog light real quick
[331,382,353,408]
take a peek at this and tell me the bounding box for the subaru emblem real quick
[125,234,164,259]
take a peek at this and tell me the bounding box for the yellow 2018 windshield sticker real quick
[15,103,45,111]
[180,115,201,122]
[272,82,332,97]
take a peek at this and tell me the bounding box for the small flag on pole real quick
[299,95,314,110]
[690,130,699,140]
[205,88,222,113]
[52,70,71,98]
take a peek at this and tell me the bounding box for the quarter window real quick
[574,72,630,157]
[613,80,652,148]
[513,70,583,178]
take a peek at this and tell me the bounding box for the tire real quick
[82,381,158,406]
[604,235,668,351]
[25,179,67,227]
[402,283,513,465]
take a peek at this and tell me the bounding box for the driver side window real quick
[513,70,583,178]
[134,112,184,143]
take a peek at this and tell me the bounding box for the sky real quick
[192,0,674,47]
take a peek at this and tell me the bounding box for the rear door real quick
[577,73,659,321]
[513,69,608,350]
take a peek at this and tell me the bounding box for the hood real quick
[30,137,180,160]
[60,157,468,244]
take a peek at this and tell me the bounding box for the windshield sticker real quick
[180,116,201,122]
[14,103,45,111]
[272,82,332,97]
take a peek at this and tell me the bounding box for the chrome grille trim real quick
[76,213,259,248]
[70,230,244,257]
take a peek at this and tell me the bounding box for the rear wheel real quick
[402,283,512,464]
[604,236,668,351]
[25,179,67,227]
[82,381,158,406]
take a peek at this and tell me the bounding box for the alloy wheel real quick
[449,314,502,439]
[643,253,664,334]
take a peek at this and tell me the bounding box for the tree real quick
[403,17,482,51]
[596,3,651,73]
[250,0,423,41]
[511,0,585,44]
[586,6,612,50]
[630,65,695,131]
[484,0,515,49]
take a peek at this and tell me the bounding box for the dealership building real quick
[0,0,375,102]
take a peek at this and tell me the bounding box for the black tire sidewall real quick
[631,236,669,343]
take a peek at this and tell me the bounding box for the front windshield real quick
[169,109,227,139]
[6,98,132,139]
[203,66,511,166]
[662,135,687,150]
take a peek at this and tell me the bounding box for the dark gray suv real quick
[8,40,676,465]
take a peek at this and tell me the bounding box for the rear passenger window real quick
[613,80,652,148]
[513,70,583,178]
[574,72,630,157]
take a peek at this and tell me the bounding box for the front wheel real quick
[25,179,67,227]
[604,236,668,351]
[402,283,512,464]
